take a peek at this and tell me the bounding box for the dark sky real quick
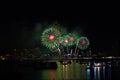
[0,4,119,53]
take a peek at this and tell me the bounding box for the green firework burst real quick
[68,33,79,46]
[59,33,79,47]
[41,27,61,49]
[77,37,90,50]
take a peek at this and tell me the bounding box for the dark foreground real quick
[0,60,120,80]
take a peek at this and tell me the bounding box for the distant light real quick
[0,56,5,60]
[107,56,113,59]
[94,62,102,67]
[1,57,5,60]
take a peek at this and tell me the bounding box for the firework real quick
[60,34,71,47]
[59,33,78,47]
[77,37,90,50]
[68,33,79,46]
[41,27,61,49]
[41,24,91,60]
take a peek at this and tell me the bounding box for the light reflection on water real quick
[39,61,111,80]
[94,67,100,80]
[1,60,120,80]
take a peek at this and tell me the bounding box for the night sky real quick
[0,4,119,54]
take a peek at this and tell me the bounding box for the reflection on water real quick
[50,70,55,80]
[39,61,112,80]
[1,60,120,80]
[94,67,101,80]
